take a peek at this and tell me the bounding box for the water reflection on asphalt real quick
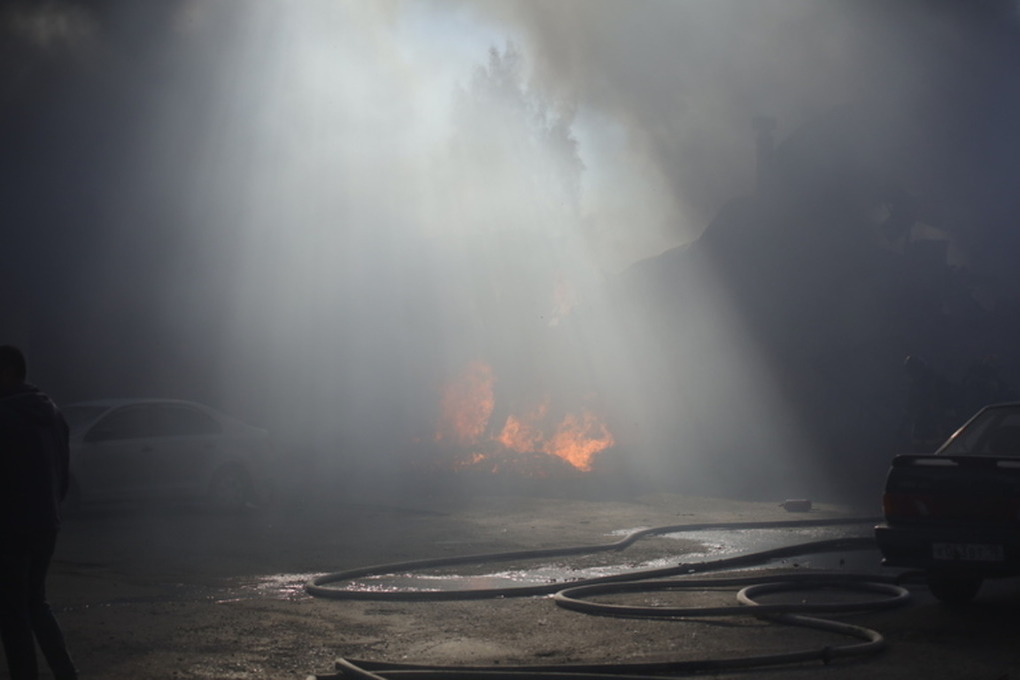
[61,573,320,610]
[218,573,319,603]
[339,522,883,594]
[655,524,881,570]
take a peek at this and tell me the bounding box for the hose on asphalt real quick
[306,516,878,600]
[305,516,910,679]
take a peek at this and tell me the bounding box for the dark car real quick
[61,399,274,512]
[876,402,1020,603]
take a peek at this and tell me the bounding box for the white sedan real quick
[61,399,274,512]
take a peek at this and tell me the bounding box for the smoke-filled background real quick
[2,0,1019,501]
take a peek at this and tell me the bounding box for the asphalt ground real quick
[6,489,1018,679]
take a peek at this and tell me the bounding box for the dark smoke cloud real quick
[456,0,1020,255]
[442,0,1020,497]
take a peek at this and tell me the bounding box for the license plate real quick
[932,542,1005,562]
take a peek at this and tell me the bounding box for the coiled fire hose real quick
[305,517,910,679]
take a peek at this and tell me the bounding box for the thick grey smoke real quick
[2,1,1017,499]
[458,0,1020,249]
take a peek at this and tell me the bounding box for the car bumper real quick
[875,523,1020,575]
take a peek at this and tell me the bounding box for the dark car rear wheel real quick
[207,465,252,513]
[927,571,983,605]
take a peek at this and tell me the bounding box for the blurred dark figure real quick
[961,354,1014,417]
[903,355,960,452]
[0,346,77,680]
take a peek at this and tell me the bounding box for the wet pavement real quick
[40,493,1020,679]
[333,520,886,594]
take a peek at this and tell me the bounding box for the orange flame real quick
[435,360,494,447]
[498,400,549,453]
[542,410,615,472]
[436,362,614,472]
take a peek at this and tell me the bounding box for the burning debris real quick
[433,360,615,476]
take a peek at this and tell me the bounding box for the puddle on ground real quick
[67,523,884,603]
[215,573,319,603]
[61,573,320,610]
[337,523,884,594]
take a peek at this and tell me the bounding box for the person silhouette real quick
[0,345,77,680]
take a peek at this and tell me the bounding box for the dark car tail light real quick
[882,492,930,520]
[884,491,1020,524]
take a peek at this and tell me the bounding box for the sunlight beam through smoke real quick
[129,0,822,497]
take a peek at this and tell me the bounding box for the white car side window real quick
[85,407,154,442]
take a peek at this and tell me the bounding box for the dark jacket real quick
[0,383,70,534]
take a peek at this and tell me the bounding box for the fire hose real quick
[304,517,911,679]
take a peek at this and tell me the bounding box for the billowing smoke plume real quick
[458,0,1020,256]
[1,1,1018,498]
